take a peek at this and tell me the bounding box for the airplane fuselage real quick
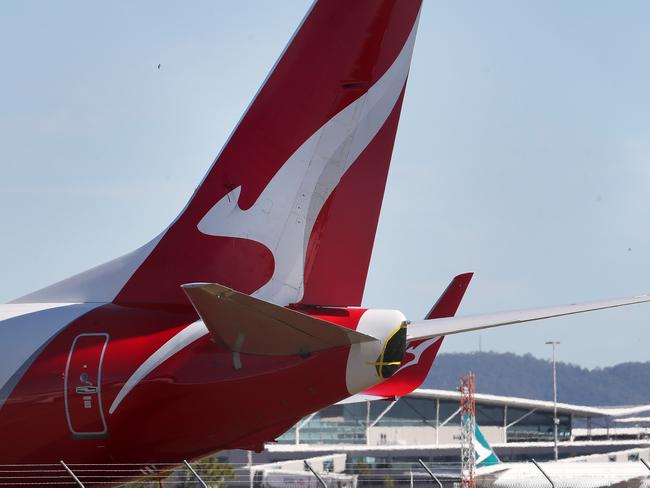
[0,304,365,480]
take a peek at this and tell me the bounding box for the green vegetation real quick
[123,459,235,488]
[382,475,395,488]
[182,459,235,488]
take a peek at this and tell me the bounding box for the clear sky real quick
[2,1,649,368]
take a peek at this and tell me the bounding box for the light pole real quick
[545,341,560,461]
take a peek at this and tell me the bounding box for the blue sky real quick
[2,1,650,368]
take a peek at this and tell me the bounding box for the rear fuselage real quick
[0,303,404,484]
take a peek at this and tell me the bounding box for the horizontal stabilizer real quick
[182,283,376,356]
[407,294,650,341]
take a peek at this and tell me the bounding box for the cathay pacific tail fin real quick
[473,418,501,468]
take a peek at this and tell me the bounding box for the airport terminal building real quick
[226,388,650,469]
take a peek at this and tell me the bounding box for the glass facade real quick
[505,407,571,442]
[277,395,572,445]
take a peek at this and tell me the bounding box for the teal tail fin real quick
[474,421,500,467]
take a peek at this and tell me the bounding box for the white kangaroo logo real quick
[197,19,418,306]
[398,338,440,370]
[110,17,421,416]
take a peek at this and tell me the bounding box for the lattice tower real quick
[460,372,476,488]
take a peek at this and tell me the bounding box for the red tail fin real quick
[16,0,422,306]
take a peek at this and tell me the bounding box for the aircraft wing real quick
[407,295,650,341]
[182,282,376,356]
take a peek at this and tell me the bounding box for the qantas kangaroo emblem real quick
[197,20,418,306]
[399,338,440,370]
[110,21,420,414]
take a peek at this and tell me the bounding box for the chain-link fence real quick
[2,459,650,487]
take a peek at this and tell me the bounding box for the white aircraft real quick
[474,423,650,487]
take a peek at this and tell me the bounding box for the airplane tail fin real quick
[472,417,501,467]
[16,0,422,307]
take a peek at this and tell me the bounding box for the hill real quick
[423,351,650,406]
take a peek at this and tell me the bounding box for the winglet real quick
[181,283,376,356]
[425,272,474,319]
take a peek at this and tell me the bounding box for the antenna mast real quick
[460,372,476,488]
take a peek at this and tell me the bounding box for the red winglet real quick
[425,272,474,319]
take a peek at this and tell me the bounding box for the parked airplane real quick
[1,1,648,485]
[473,424,650,488]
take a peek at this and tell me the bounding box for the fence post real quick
[641,458,650,472]
[304,460,327,488]
[60,461,85,488]
[417,459,443,488]
[531,459,555,488]
[183,460,209,488]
